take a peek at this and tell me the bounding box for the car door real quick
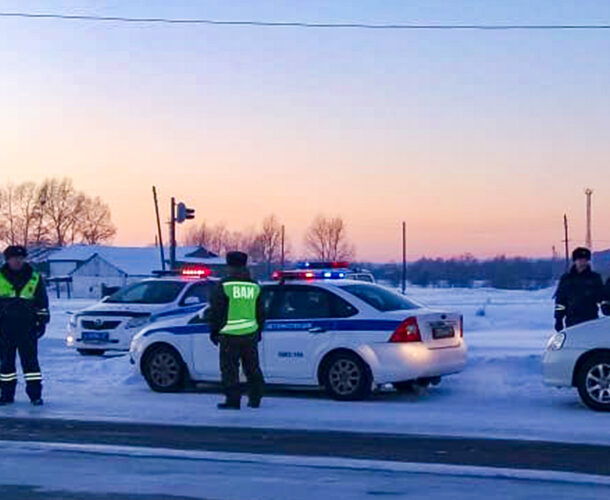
[190,307,220,379]
[262,285,356,382]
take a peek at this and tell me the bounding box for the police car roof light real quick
[181,266,212,279]
[299,261,350,270]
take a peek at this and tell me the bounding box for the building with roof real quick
[46,245,224,299]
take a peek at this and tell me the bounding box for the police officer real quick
[208,251,265,410]
[554,247,605,331]
[0,245,49,406]
[603,277,610,317]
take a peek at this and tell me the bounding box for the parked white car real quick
[130,279,467,400]
[67,276,216,355]
[543,316,610,411]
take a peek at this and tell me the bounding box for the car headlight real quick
[125,316,150,330]
[547,332,566,351]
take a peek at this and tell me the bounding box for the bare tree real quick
[305,215,355,261]
[78,196,117,244]
[0,182,47,246]
[258,215,282,275]
[40,178,85,246]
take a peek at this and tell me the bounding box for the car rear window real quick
[341,284,421,312]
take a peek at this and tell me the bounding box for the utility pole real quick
[401,221,407,294]
[585,188,593,250]
[152,186,166,271]
[280,225,285,270]
[563,214,570,271]
[170,197,177,270]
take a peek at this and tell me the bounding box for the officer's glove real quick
[210,333,219,346]
[554,318,564,332]
[34,322,47,339]
[256,331,262,343]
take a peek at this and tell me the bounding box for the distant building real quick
[45,245,224,299]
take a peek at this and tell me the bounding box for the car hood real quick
[75,301,171,316]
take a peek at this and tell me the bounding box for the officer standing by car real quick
[603,276,610,316]
[208,251,265,410]
[0,245,49,406]
[554,247,605,331]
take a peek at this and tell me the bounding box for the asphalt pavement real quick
[1,416,609,476]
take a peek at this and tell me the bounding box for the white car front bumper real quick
[542,347,581,388]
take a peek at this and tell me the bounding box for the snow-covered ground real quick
[2,442,609,500]
[3,287,608,445]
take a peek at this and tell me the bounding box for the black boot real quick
[0,397,14,406]
[217,401,240,410]
[247,398,261,408]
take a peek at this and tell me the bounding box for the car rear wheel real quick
[322,352,372,401]
[575,353,610,412]
[142,345,186,393]
[77,349,105,356]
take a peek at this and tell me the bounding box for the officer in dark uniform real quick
[554,247,605,331]
[0,245,49,406]
[208,251,265,410]
[603,277,610,317]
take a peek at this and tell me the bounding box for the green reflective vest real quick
[0,271,40,300]
[220,281,261,335]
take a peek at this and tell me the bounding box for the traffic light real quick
[176,202,195,223]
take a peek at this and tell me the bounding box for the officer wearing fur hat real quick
[554,247,605,331]
[0,245,49,406]
[208,251,265,410]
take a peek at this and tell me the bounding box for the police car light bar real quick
[181,266,212,278]
[298,261,350,270]
[271,270,347,281]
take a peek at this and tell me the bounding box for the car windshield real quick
[341,283,422,312]
[106,281,186,304]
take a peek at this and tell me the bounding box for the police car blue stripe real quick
[153,305,204,320]
[143,319,400,337]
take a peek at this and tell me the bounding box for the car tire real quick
[77,349,106,356]
[142,344,186,393]
[322,351,372,401]
[575,353,610,412]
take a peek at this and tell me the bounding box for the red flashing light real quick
[181,266,212,279]
[389,317,422,343]
[331,261,350,269]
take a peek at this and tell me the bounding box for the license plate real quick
[432,326,455,339]
[82,331,109,342]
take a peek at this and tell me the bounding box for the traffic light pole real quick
[170,197,177,270]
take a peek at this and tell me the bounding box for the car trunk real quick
[385,310,462,348]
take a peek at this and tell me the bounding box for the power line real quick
[1,12,610,30]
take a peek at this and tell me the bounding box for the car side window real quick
[180,283,210,306]
[265,286,357,320]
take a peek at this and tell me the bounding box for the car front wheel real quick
[322,352,372,401]
[142,345,186,393]
[575,353,610,412]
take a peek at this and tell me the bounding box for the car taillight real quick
[459,315,464,338]
[389,317,422,343]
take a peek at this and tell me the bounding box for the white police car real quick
[543,316,610,411]
[130,277,467,400]
[67,269,216,355]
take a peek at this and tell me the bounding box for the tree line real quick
[184,214,356,274]
[0,178,116,247]
[369,255,558,290]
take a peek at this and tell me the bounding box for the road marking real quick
[3,440,610,487]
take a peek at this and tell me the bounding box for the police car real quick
[543,316,610,412]
[130,270,467,400]
[66,268,216,355]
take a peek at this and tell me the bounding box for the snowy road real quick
[4,288,608,445]
[1,441,610,500]
[1,417,610,476]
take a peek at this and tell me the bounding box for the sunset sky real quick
[1,1,609,261]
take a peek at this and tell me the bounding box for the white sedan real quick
[130,280,467,401]
[543,316,610,411]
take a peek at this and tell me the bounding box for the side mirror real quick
[183,296,201,306]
